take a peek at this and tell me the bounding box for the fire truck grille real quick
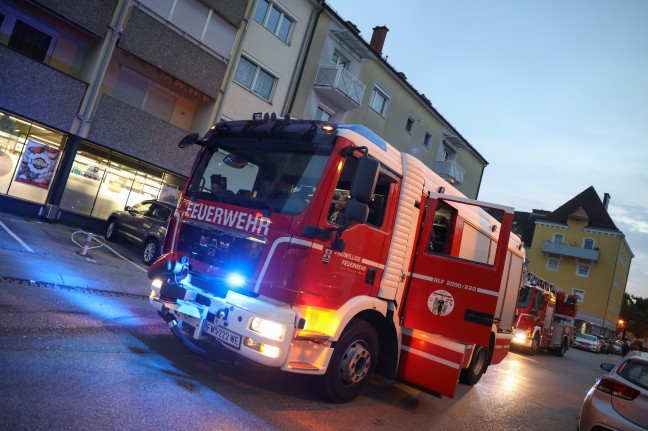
[177,220,265,281]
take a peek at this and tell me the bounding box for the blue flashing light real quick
[338,124,387,151]
[227,273,245,287]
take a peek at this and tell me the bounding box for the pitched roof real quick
[543,186,618,231]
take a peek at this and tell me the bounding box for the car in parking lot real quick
[574,333,601,353]
[613,340,623,355]
[579,351,648,431]
[105,199,175,265]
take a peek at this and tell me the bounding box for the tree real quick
[620,293,648,340]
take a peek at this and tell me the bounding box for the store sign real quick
[14,139,61,189]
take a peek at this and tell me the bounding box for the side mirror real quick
[344,199,369,224]
[600,363,614,372]
[124,205,132,212]
[350,156,379,203]
[178,133,200,148]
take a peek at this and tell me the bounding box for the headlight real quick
[250,317,286,342]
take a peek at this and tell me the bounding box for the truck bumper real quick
[149,280,332,374]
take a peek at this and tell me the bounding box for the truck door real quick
[398,193,513,397]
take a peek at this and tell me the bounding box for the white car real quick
[579,351,648,430]
[573,333,601,353]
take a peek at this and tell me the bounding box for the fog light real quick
[250,317,286,341]
[244,337,281,359]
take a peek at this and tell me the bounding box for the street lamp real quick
[618,319,626,340]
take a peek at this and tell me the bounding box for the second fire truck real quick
[511,272,578,356]
[148,115,525,402]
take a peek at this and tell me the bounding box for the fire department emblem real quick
[322,247,333,264]
[428,290,455,317]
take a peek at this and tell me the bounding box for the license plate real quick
[206,322,241,349]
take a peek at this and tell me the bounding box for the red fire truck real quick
[148,115,525,402]
[511,272,577,356]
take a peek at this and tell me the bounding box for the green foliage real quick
[620,293,648,339]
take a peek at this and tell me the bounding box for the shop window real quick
[60,142,110,216]
[8,19,54,63]
[0,111,66,204]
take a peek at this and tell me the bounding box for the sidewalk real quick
[0,211,152,297]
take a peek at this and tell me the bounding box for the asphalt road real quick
[0,276,618,431]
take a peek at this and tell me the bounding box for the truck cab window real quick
[428,202,454,255]
[328,156,391,228]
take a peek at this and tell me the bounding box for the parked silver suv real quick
[105,200,175,265]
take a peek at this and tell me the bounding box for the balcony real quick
[541,241,600,262]
[435,160,465,186]
[314,66,365,111]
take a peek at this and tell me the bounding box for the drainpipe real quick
[42,0,132,220]
[213,1,254,124]
[285,0,325,116]
[74,0,132,137]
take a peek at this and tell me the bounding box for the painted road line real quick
[0,219,34,253]
[100,241,147,273]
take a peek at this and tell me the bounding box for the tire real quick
[528,334,540,356]
[459,345,488,385]
[318,318,378,403]
[105,219,118,241]
[143,238,160,265]
[556,340,568,357]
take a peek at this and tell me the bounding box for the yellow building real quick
[526,187,633,337]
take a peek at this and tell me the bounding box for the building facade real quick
[1,0,490,231]
[286,4,488,198]
[0,0,248,228]
[525,187,634,337]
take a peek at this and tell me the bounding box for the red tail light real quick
[596,377,640,400]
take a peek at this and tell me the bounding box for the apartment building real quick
[524,187,634,337]
[286,4,488,198]
[0,0,247,227]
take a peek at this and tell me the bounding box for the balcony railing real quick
[314,65,365,111]
[541,241,600,261]
[434,160,465,185]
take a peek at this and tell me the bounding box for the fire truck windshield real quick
[186,138,331,215]
[517,285,533,308]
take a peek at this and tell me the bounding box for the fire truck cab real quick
[511,276,577,356]
[148,116,525,402]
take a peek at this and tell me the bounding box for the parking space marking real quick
[0,220,34,253]
[101,242,147,273]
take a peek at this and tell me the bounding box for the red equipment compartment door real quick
[398,194,513,397]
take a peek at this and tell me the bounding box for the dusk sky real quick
[327,0,648,298]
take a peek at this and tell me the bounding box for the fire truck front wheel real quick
[459,345,488,385]
[318,318,378,403]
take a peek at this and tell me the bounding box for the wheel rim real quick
[473,347,486,373]
[339,340,371,385]
[532,338,539,350]
[107,222,114,237]
[144,242,156,262]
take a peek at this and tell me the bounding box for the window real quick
[370,85,390,117]
[576,263,590,277]
[8,19,54,63]
[113,67,176,121]
[233,57,276,101]
[583,238,595,249]
[140,0,237,58]
[315,106,332,121]
[423,132,432,149]
[253,0,295,43]
[331,51,348,69]
[442,144,456,161]
[547,257,560,271]
[553,233,564,244]
[405,117,415,134]
[572,288,585,303]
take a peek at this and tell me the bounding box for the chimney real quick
[370,25,389,55]
[603,193,611,210]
